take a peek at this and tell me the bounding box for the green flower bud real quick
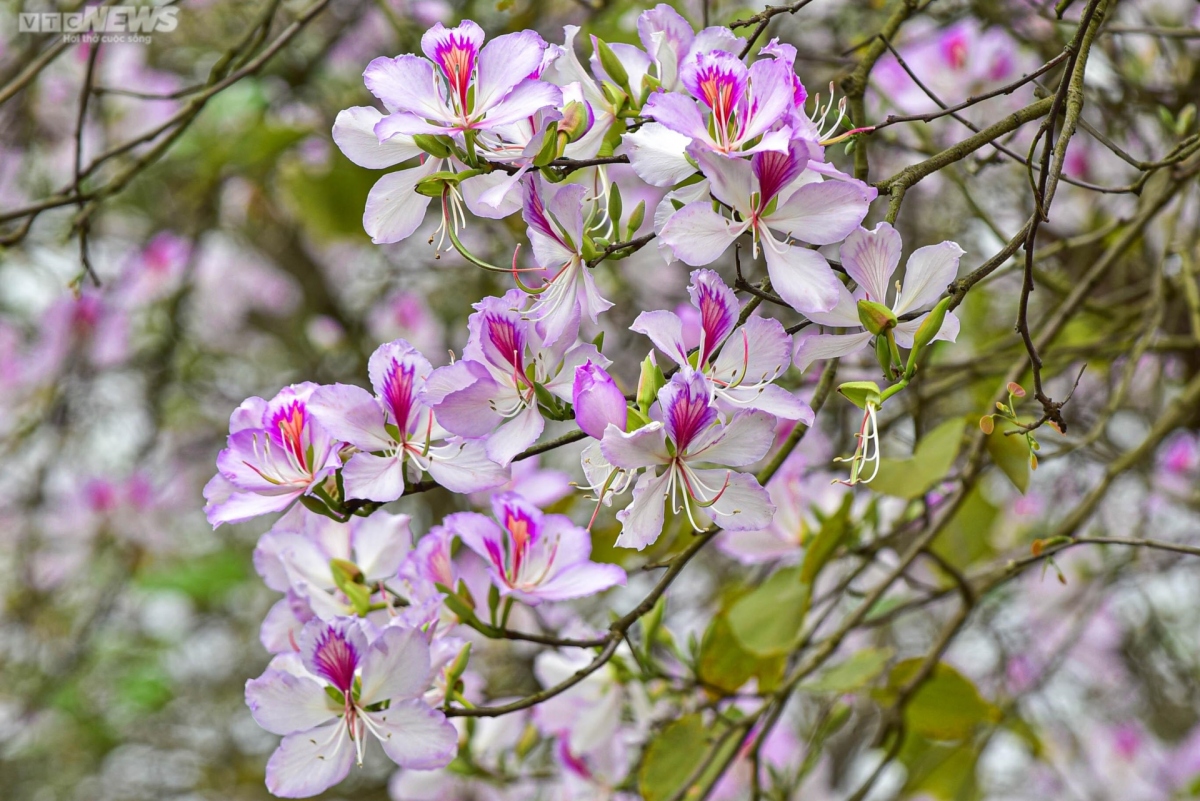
[636,352,665,414]
[411,134,453,159]
[857,299,897,335]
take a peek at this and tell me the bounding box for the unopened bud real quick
[857,299,897,335]
[559,99,594,144]
[1007,382,1026,398]
[636,352,665,415]
[411,134,453,159]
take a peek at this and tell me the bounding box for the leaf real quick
[878,660,1001,741]
[897,735,981,801]
[727,566,810,657]
[135,550,247,604]
[871,418,965,499]
[805,647,894,693]
[932,485,999,570]
[698,614,785,694]
[800,494,853,584]
[986,425,1031,494]
[638,714,708,801]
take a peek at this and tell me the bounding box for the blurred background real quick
[1,0,1199,799]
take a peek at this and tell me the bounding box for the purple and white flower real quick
[793,222,963,372]
[659,142,874,314]
[631,269,812,421]
[369,20,560,141]
[573,361,628,440]
[245,619,457,798]
[600,371,776,549]
[447,492,626,605]
[204,383,341,527]
[521,175,613,346]
[422,290,606,465]
[637,4,744,94]
[308,339,507,503]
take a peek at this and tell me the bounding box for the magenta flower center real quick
[383,359,417,436]
[311,628,359,693]
[435,37,477,112]
[273,403,309,471]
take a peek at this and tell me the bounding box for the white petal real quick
[341,452,406,503]
[792,331,873,373]
[894,241,964,316]
[245,669,337,736]
[265,722,354,799]
[333,107,421,169]
[615,468,671,550]
[359,625,432,705]
[764,242,841,315]
[658,202,742,267]
[622,123,696,187]
[363,161,439,245]
[367,699,459,770]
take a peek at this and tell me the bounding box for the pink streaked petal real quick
[893,240,965,316]
[265,721,354,799]
[245,668,336,736]
[299,619,367,694]
[660,371,718,452]
[446,511,505,573]
[763,241,841,315]
[792,331,874,373]
[688,268,739,366]
[615,468,672,550]
[332,107,421,169]
[838,223,903,305]
[658,201,742,267]
[752,140,809,207]
[367,699,459,770]
[681,50,747,125]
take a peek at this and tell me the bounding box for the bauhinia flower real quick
[308,339,507,502]
[521,175,613,346]
[573,360,628,440]
[204,383,341,527]
[369,20,561,142]
[600,371,776,549]
[642,49,794,158]
[253,509,412,622]
[631,268,812,421]
[244,619,458,798]
[637,4,744,94]
[659,142,874,314]
[422,290,605,465]
[793,222,963,372]
[447,492,626,604]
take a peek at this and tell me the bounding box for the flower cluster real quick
[212,6,966,797]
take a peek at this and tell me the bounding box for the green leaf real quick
[871,418,965,499]
[800,494,853,584]
[135,550,247,603]
[986,425,1031,494]
[639,714,740,801]
[727,565,810,657]
[878,660,1001,741]
[805,647,894,693]
[698,614,785,694]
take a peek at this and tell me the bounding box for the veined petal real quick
[764,179,873,246]
[479,80,562,129]
[423,361,504,439]
[373,110,457,138]
[642,90,711,143]
[359,625,431,705]
[486,404,544,466]
[893,241,964,316]
[688,410,776,467]
[600,422,670,469]
[658,201,742,267]
[738,58,795,144]
[475,30,549,113]
[839,223,902,305]
[266,722,354,799]
[366,699,459,770]
[425,439,510,493]
[364,55,449,120]
[710,316,791,388]
[245,669,337,736]
[718,383,814,423]
[690,469,775,532]
[363,163,438,245]
[691,147,754,213]
[688,268,739,366]
[622,123,696,187]
[308,383,391,452]
[341,452,406,503]
[631,310,689,369]
[802,276,866,328]
[615,468,671,550]
[792,331,873,373]
[333,107,421,169]
[534,561,627,601]
[763,241,841,315]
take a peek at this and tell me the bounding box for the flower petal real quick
[600,422,670,470]
[658,201,741,267]
[359,625,432,705]
[308,383,391,452]
[265,722,354,799]
[333,107,421,169]
[622,123,696,187]
[615,468,671,550]
[764,242,841,315]
[245,668,336,736]
[363,55,448,119]
[630,310,689,369]
[792,330,874,373]
[425,439,510,493]
[363,162,439,245]
[476,30,548,113]
[486,403,544,466]
[367,699,459,770]
[341,452,406,503]
[689,410,776,467]
[765,179,873,246]
[691,469,775,532]
[893,241,964,316]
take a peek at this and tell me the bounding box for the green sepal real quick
[838,381,882,410]
[411,134,453,159]
[533,121,561,167]
[636,353,666,414]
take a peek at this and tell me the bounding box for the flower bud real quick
[559,84,594,144]
[857,299,897,335]
[593,37,630,94]
[636,352,666,415]
[573,360,627,439]
[411,134,453,159]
